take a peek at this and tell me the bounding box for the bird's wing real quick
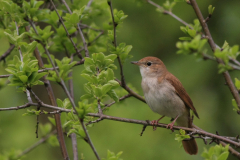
[165,73,199,119]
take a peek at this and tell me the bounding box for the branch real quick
[103,94,132,110]
[0,44,15,62]
[189,0,240,112]
[49,0,83,59]
[115,79,146,103]
[1,102,240,153]
[28,19,100,160]
[147,0,192,28]
[61,0,89,57]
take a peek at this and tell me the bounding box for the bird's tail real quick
[181,116,198,155]
[182,138,198,155]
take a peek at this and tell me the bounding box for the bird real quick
[131,56,199,155]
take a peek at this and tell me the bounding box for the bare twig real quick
[61,0,89,57]
[103,94,132,110]
[189,0,240,112]
[115,79,146,103]
[49,0,83,59]
[0,44,15,62]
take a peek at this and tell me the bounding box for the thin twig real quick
[49,0,83,59]
[103,94,132,110]
[61,0,89,57]
[189,0,240,112]
[0,44,15,62]
[147,0,192,29]
[115,79,146,103]
[108,0,126,88]
[15,22,23,61]
[87,0,94,7]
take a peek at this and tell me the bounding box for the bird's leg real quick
[150,115,165,131]
[166,115,179,132]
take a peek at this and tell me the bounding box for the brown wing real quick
[165,73,199,119]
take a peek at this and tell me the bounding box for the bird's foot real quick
[150,120,158,131]
[166,121,175,132]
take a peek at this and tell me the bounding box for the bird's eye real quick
[146,62,152,66]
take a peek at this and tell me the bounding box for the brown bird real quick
[131,56,199,155]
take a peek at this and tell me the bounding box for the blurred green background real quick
[0,0,240,159]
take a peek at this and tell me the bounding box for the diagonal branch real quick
[189,0,240,113]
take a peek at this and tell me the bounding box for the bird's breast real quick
[141,77,186,119]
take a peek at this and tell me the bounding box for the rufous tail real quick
[182,115,198,155]
[182,138,198,155]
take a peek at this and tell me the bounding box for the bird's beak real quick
[131,61,140,66]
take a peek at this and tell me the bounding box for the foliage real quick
[0,0,238,159]
[201,144,229,160]
[102,150,123,160]
[6,54,47,91]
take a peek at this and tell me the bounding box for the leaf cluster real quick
[47,57,77,82]
[214,41,239,73]
[6,55,47,90]
[102,150,123,160]
[81,53,119,102]
[201,144,229,160]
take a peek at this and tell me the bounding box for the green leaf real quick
[33,72,47,82]
[108,80,120,89]
[81,73,94,83]
[19,75,28,84]
[4,31,16,44]
[105,54,117,61]
[57,98,63,108]
[179,37,192,41]
[235,78,240,90]
[107,89,119,102]
[80,94,93,100]
[102,83,112,95]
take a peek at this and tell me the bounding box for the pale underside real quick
[140,67,189,127]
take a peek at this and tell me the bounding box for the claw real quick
[150,115,165,131]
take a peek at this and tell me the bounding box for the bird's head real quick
[131,57,167,78]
